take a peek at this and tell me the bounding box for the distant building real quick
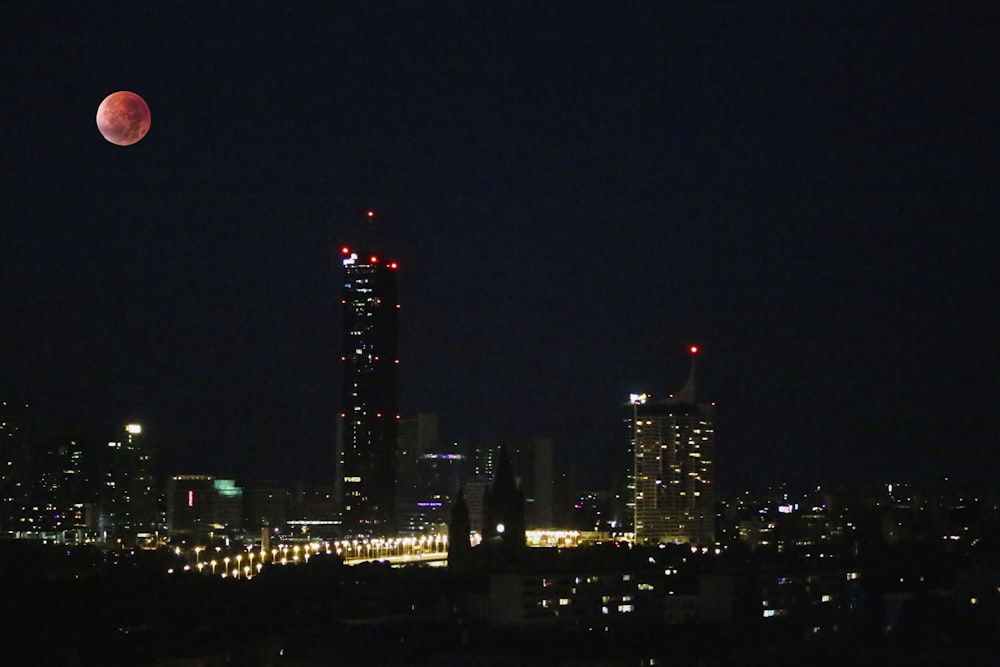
[166,475,243,542]
[0,401,34,535]
[625,347,715,545]
[240,479,291,534]
[462,474,490,534]
[572,491,616,532]
[26,433,95,540]
[396,413,465,533]
[336,246,401,536]
[509,437,554,529]
[398,452,465,534]
[100,423,161,546]
[0,402,97,541]
[462,444,501,532]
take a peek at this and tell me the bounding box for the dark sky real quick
[2,1,997,492]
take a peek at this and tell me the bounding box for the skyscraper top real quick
[672,345,699,405]
[340,246,399,270]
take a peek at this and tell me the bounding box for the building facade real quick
[337,246,400,536]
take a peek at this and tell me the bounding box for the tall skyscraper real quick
[337,246,400,536]
[625,347,715,545]
[100,423,161,546]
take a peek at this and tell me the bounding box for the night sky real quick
[2,1,997,492]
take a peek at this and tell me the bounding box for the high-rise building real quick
[1,402,98,542]
[0,401,33,534]
[28,433,95,540]
[396,412,467,533]
[100,423,161,546]
[337,246,401,536]
[508,437,554,529]
[625,347,715,545]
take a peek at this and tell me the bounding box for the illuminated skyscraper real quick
[100,423,161,546]
[337,246,400,536]
[625,347,715,545]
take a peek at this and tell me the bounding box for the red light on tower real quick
[367,209,375,218]
[690,345,699,355]
[389,261,398,269]
[370,255,379,263]
[341,246,350,255]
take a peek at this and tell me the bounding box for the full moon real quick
[96,91,151,146]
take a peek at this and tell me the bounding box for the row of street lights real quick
[176,533,450,578]
[332,534,449,563]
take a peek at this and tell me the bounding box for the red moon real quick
[96,91,151,146]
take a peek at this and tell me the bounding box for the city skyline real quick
[2,2,997,493]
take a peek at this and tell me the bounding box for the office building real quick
[625,347,715,545]
[396,413,468,533]
[100,423,161,546]
[337,246,401,536]
[165,475,244,542]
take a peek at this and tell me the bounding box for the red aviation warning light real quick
[341,246,351,255]
[690,345,699,355]
[367,209,375,218]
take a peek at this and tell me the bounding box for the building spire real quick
[673,345,699,404]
